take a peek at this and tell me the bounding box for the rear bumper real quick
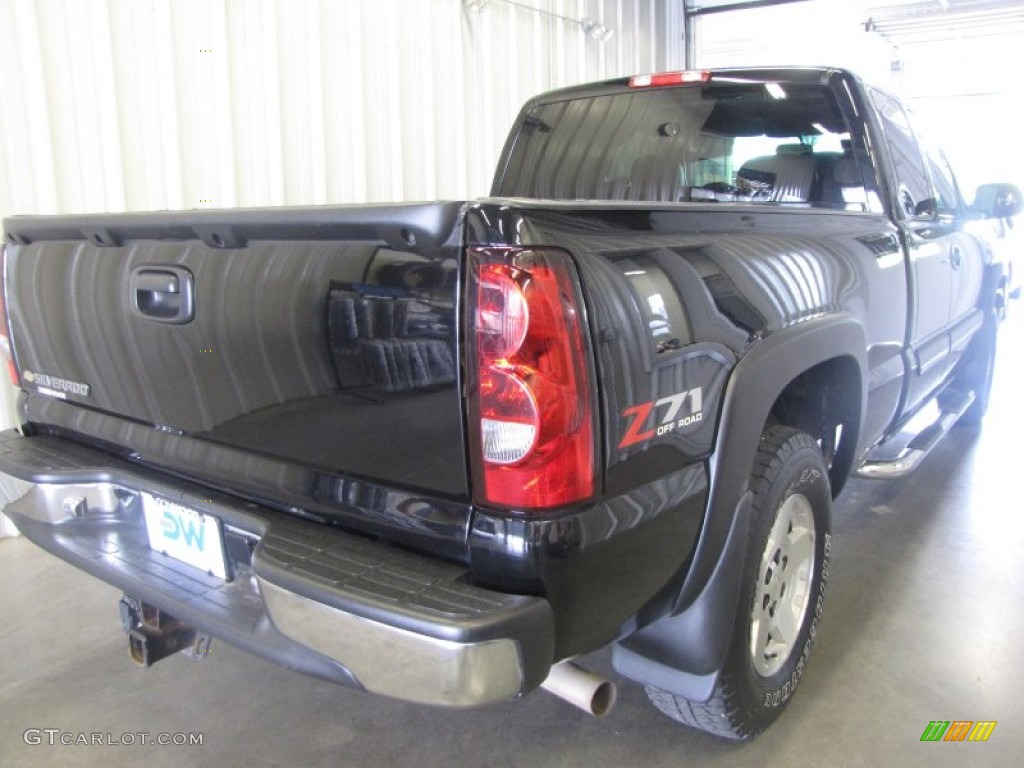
[0,429,554,706]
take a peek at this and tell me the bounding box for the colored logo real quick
[618,387,704,449]
[920,720,996,742]
[160,510,207,551]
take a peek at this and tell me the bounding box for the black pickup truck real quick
[1,66,1020,740]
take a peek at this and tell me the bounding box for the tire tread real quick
[644,425,822,741]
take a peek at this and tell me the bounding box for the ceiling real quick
[863,0,1024,46]
[687,0,1024,47]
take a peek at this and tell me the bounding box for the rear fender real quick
[614,315,866,699]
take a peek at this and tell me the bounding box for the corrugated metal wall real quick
[0,0,681,218]
[0,0,680,534]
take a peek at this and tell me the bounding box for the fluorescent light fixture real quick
[765,82,787,100]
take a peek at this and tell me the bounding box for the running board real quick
[855,389,975,480]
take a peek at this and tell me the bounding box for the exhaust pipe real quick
[540,661,617,716]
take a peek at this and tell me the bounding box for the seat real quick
[737,145,817,203]
[815,141,869,207]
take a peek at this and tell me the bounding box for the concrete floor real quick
[2,311,1022,768]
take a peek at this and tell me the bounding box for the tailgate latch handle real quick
[131,267,195,324]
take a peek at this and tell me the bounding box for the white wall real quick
[892,41,1024,196]
[693,2,899,87]
[691,0,1024,201]
[0,0,681,535]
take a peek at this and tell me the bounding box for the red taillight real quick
[477,265,529,360]
[0,245,20,387]
[467,248,595,510]
[628,70,711,88]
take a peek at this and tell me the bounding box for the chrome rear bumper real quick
[0,429,554,706]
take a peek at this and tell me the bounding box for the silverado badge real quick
[21,370,91,399]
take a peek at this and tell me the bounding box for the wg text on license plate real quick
[142,493,228,580]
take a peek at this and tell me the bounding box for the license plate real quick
[142,493,228,580]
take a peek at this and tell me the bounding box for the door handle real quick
[950,245,963,270]
[131,267,195,324]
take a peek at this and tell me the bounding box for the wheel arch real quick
[614,314,866,699]
[769,354,863,497]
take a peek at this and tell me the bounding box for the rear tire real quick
[645,426,833,740]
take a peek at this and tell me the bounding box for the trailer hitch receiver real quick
[119,595,212,666]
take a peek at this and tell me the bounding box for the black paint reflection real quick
[326,249,457,393]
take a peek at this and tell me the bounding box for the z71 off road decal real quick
[618,387,704,449]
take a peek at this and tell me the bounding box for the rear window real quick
[496,80,878,210]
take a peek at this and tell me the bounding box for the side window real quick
[920,141,962,215]
[869,88,932,219]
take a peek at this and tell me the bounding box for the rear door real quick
[916,140,985,369]
[869,89,978,414]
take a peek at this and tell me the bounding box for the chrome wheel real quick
[750,492,816,677]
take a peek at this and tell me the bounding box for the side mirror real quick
[913,198,938,219]
[971,183,1023,219]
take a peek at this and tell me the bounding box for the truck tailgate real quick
[3,203,471,549]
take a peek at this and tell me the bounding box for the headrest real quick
[776,143,812,156]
